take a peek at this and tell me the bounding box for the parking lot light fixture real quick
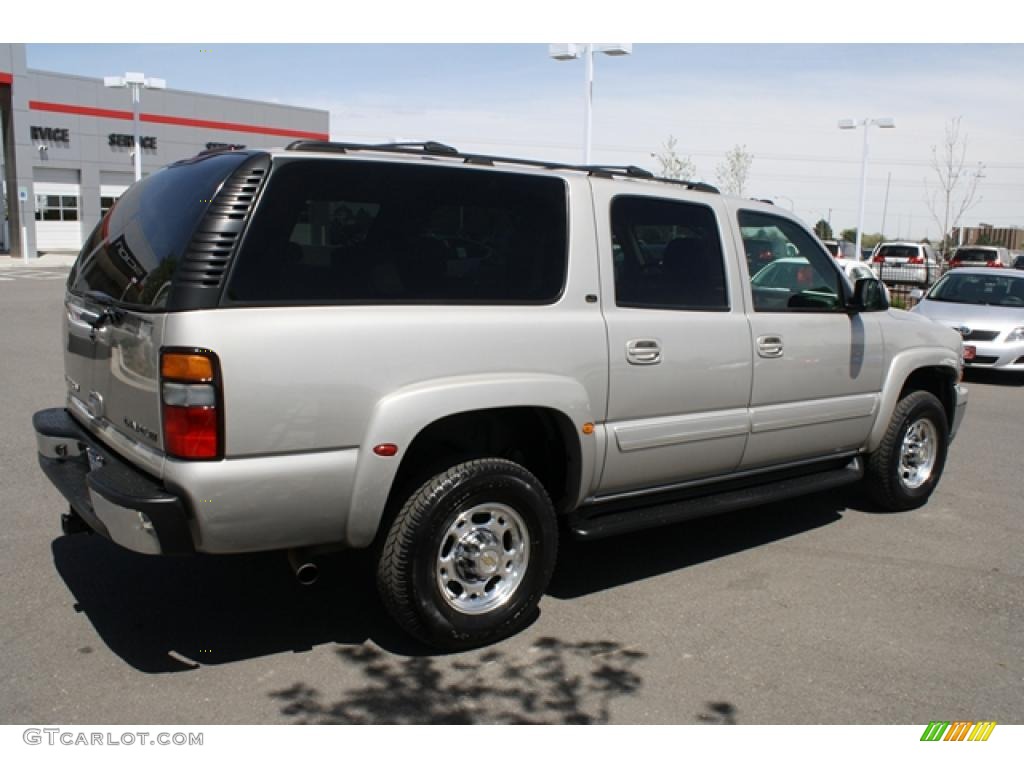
[104,72,166,182]
[549,44,632,165]
[839,117,895,257]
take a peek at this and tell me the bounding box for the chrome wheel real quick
[436,502,530,615]
[899,417,938,490]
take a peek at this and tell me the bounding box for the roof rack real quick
[283,140,720,193]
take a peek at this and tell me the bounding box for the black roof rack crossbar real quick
[283,140,720,192]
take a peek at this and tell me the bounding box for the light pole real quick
[838,116,894,257]
[104,72,166,182]
[549,44,631,164]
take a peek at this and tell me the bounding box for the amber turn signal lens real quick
[162,353,214,382]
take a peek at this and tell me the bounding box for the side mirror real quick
[909,288,924,301]
[848,277,889,313]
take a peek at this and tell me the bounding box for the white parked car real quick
[870,242,942,286]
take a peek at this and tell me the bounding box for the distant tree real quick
[924,116,984,256]
[715,145,753,196]
[975,231,995,245]
[653,135,697,180]
[840,228,857,242]
[814,219,833,240]
[862,233,885,250]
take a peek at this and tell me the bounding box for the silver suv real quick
[950,245,1013,269]
[34,142,968,649]
[870,241,942,286]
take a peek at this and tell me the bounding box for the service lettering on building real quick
[109,133,157,150]
[31,126,70,143]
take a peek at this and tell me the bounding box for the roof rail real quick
[653,177,721,194]
[285,139,460,156]
[283,140,720,192]
[582,164,655,179]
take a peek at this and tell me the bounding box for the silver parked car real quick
[911,268,1024,372]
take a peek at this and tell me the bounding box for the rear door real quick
[733,206,884,469]
[594,182,753,496]
[64,152,255,467]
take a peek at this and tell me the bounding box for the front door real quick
[734,206,884,469]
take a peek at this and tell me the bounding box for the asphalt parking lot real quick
[1,269,1021,725]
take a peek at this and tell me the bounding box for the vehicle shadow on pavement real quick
[51,490,846,675]
[270,636,648,724]
[50,535,421,673]
[549,491,846,599]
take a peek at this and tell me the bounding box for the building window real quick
[35,194,79,222]
[101,195,121,217]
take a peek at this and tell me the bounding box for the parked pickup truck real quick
[34,142,968,649]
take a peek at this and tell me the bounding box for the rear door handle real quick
[757,335,784,358]
[626,339,662,365]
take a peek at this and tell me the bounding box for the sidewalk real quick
[0,252,77,269]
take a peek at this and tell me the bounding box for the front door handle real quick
[626,339,662,365]
[757,335,784,358]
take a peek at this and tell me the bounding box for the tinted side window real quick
[739,210,843,312]
[611,196,728,311]
[227,160,567,304]
[68,152,252,309]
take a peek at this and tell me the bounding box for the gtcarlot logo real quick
[23,728,203,747]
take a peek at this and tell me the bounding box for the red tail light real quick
[949,259,962,268]
[164,405,219,458]
[160,349,223,460]
[872,255,885,264]
[986,261,1003,268]
[908,256,924,264]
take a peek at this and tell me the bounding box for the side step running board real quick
[569,457,863,540]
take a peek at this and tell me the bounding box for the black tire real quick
[376,458,558,650]
[865,391,949,511]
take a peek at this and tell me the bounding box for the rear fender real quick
[345,373,598,547]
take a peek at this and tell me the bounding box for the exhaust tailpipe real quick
[287,549,319,586]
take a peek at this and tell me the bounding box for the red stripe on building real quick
[139,112,328,140]
[30,101,132,120]
[28,100,328,141]
[0,72,13,85]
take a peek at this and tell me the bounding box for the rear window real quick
[68,152,251,309]
[877,245,920,259]
[226,159,568,304]
[954,248,998,262]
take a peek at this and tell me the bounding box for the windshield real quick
[927,272,1024,306]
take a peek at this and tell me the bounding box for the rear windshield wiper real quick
[83,291,126,329]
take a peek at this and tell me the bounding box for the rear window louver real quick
[168,153,271,310]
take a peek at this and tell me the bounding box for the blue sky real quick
[16,12,1024,241]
